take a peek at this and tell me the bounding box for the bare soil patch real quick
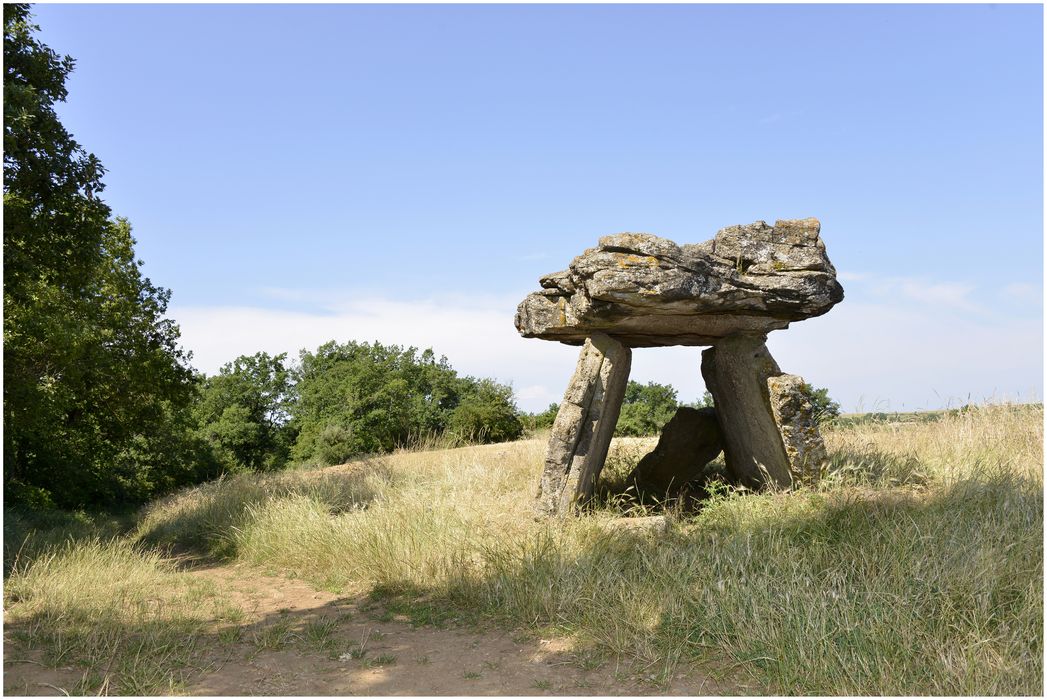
[5,563,744,696]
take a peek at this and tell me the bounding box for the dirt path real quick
[5,564,747,696]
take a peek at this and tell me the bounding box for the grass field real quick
[4,403,1043,695]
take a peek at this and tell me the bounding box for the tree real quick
[522,402,560,432]
[4,6,197,507]
[290,341,465,464]
[194,353,296,472]
[804,383,841,424]
[614,381,680,437]
[446,378,523,444]
[290,341,525,464]
[692,390,715,408]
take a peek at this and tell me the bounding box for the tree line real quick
[196,345,523,476]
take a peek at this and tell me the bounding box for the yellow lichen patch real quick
[614,252,658,269]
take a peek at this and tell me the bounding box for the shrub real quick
[447,379,523,444]
[615,381,679,436]
[522,403,560,433]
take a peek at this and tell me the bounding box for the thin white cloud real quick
[170,283,1043,414]
[516,385,560,405]
[758,109,804,125]
[1000,282,1043,306]
[171,295,579,412]
[895,279,980,311]
[848,273,988,314]
[769,301,1042,412]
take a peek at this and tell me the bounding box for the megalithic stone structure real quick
[516,218,844,517]
[536,333,631,517]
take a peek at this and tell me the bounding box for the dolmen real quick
[515,218,844,517]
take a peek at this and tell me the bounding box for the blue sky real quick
[33,3,1043,412]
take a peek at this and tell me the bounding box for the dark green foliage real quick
[688,390,715,409]
[291,341,522,465]
[3,4,109,296]
[447,378,523,444]
[805,383,841,424]
[615,381,680,437]
[291,341,458,462]
[193,353,296,472]
[522,403,560,432]
[3,6,198,508]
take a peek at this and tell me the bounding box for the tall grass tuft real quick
[4,538,217,694]
[134,460,396,557]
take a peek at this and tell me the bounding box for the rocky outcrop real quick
[626,407,723,500]
[516,219,843,348]
[521,218,843,517]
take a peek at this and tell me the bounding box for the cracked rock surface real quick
[515,218,843,347]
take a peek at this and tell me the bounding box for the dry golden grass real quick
[4,539,220,694]
[5,403,1043,695]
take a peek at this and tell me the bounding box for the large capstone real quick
[515,219,843,347]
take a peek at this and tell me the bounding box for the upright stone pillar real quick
[700,333,792,489]
[767,374,830,483]
[536,333,631,517]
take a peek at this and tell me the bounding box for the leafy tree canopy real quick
[805,383,841,424]
[194,352,296,473]
[291,341,457,463]
[447,377,523,445]
[615,381,680,437]
[522,402,560,433]
[4,5,197,508]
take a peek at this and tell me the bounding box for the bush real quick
[447,378,523,444]
[615,381,679,436]
[313,423,356,466]
[522,403,560,433]
[805,383,841,424]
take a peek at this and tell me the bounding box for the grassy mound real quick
[5,404,1042,694]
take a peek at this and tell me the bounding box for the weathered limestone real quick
[535,333,631,517]
[519,218,844,516]
[768,375,829,483]
[626,407,723,500]
[515,218,842,347]
[701,333,792,488]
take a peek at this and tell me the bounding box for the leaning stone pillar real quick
[700,333,792,489]
[536,333,631,517]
